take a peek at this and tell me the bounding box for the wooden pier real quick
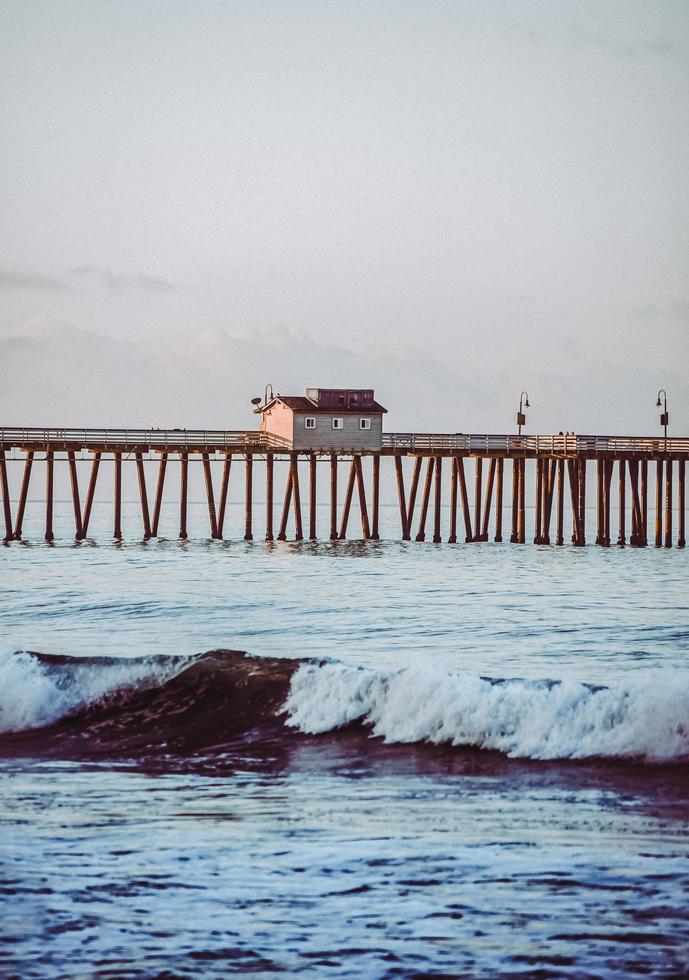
[0,428,687,548]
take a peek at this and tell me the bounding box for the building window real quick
[304,417,316,429]
[360,418,371,430]
[332,418,344,429]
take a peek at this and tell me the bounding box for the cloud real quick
[69,267,174,292]
[138,274,174,292]
[0,270,66,292]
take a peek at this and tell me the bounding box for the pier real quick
[0,427,687,548]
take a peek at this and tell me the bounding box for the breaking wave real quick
[1,649,688,764]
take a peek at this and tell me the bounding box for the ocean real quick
[1,501,688,978]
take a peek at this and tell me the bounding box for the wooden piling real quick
[179,452,188,540]
[629,459,642,546]
[354,456,370,539]
[244,453,254,541]
[618,459,626,546]
[655,459,663,548]
[309,453,317,541]
[67,451,83,540]
[80,452,100,539]
[678,460,686,548]
[542,459,556,545]
[407,457,423,533]
[577,459,586,546]
[534,458,544,544]
[277,468,293,541]
[494,458,504,542]
[604,459,613,546]
[338,459,356,540]
[510,458,519,543]
[202,452,218,539]
[517,458,526,544]
[218,453,231,539]
[290,452,303,541]
[448,457,458,544]
[395,454,410,541]
[45,451,54,542]
[13,451,34,540]
[114,452,122,541]
[135,452,152,540]
[556,458,564,546]
[474,458,483,543]
[641,460,648,545]
[415,456,435,542]
[457,457,473,542]
[0,451,12,542]
[151,452,167,537]
[665,458,673,548]
[265,452,274,541]
[433,455,442,543]
[371,454,380,540]
[595,459,603,545]
[330,454,338,540]
[481,458,496,541]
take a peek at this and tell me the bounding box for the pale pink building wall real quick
[259,402,294,443]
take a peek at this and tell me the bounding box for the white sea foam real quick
[0,649,188,734]
[284,662,689,762]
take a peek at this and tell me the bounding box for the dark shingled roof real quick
[266,396,387,414]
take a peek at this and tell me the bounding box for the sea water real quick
[1,501,688,977]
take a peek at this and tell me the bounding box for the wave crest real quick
[284,663,689,762]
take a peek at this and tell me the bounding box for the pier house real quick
[255,388,387,451]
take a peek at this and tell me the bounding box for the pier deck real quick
[0,427,686,548]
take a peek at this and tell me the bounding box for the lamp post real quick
[517,391,530,436]
[656,389,669,448]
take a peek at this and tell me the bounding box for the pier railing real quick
[381,433,689,456]
[0,427,292,452]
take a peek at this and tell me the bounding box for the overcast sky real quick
[1,0,687,432]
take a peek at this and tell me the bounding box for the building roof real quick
[263,395,387,414]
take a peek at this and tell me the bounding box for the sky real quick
[1,0,688,433]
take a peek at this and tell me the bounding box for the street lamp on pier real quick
[517,392,530,436]
[656,389,669,448]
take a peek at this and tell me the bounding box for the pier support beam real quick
[415,457,434,542]
[244,453,254,541]
[473,458,483,543]
[602,459,613,547]
[407,457,422,534]
[202,452,219,539]
[330,454,338,540]
[518,458,526,544]
[480,458,496,542]
[655,460,663,548]
[494,458,504,542]
[45,451,55,542]
[13,451,34,540]
[665,458,673,548]
[433,455,442,543]
[290,453,303,541]
[641,460,648,545]
[395,455,410,541]
[556,458,564,546]
[448,456,458,544]
[0,451,12,542]
[510,459,519,543]
[218,454,231,539]
[678,460,686,548]
[80,452,100,539]
[618,459,626,546]
[151,453,167,537]
[338,459,356,540]
[265,452,274,541]
[277,466,293,541]
[114,452,122,541]
[179,452,188,540]
[354,456,370,539]
[457,457,473,542]
[68,451,83,540]
[629,459,642,546]
[542,459,555,545]
[371,454,380,541]
[136,452,152,540]
[309,453,317,540]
